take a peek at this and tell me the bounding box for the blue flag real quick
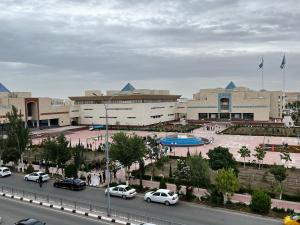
[258,57,264,69]
[280,55,286,69]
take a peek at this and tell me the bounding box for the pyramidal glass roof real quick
[0,82,10,92]
[225,81,237,90]
[121,83,135,91]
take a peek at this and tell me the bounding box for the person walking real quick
[99,172,102,184]
[39,174,43,188]
[87,173,91,186]
[102,170,106,183]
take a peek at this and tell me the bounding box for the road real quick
[0,196,111,225]
[0,173,282,225]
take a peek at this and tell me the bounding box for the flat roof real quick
[69,94,181,101]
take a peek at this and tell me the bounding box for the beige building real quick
[69,83,181,126]
[0,82,70,128]
[186,82,292,122]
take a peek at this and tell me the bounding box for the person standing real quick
[102,170,106,183]
[99,172,102,184]
[87,173,91,186]
[39,174,43,188]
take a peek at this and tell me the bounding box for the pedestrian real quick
[102,170,106,183]
[87,173,91,186]
[99,173,102,184]
[39,174,43,188]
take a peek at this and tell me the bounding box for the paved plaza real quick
[32,126,300,168]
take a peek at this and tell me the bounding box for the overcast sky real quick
[0,0,299,99]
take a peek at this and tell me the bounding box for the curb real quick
[0,192,136,225]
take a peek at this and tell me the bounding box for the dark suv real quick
[53,178,86,190]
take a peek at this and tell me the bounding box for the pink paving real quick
[32,126,300,168]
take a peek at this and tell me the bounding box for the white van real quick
[0,167,12,177]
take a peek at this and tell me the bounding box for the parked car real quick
[15,218,45,225]
[144,189,178,206]
[105,185,137,199]
[0,167,12,177]
[53,178,86,190]
[24,172,50,182]
[284,214,300,225]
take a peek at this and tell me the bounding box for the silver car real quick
[24,171,50,182]
[105,185,137,199]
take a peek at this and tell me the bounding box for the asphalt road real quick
[0,173,282,225]
[0,196,111,225]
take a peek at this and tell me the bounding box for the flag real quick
[258,57,264,69]
[280,55,286,69]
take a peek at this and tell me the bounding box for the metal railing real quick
[0,185,184,225]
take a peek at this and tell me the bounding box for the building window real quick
[84,109,93,111]
[99,116,117,119]
[151,115,163,118]
[150,106,165,109]
[84,116,93,118]
[168,114,174,116]
[127,117,136,119]
[71,110,79,112]
[108,108,132,110]
[220,98,229,110]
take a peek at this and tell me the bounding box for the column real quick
[36,120,39,128]
[48,119,51,127]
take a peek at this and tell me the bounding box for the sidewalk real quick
[129,178,300,213]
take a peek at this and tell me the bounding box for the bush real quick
[159,178,167,189]
[64,164,78,178]
[80,174,86,181]
[26,164,35,174]
[250,190,271,214]
[209,188,224,206]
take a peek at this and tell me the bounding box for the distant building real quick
[69,83,181,126]
[186,81,289,122]
[0,82,70,128]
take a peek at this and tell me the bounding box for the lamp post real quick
[104,102,111,217]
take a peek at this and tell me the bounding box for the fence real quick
[0,185,184,225]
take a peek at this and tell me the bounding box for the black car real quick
[53,178,86,190]
[15,218,45,225]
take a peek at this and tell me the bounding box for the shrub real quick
[250,190,271,214]
[80,174,86,181]
[26,164,35,174]
[209,188,224,206]
[159,178,167,189]
[64,164,78,178]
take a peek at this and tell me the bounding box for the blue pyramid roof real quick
[0,82,10,92]
[121,83,135,91]
[225,81,236,90]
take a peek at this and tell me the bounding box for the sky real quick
[0,0,300,99]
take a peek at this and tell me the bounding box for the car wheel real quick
[122,195,126,199]
[25,177,28,181]
[36,179,39,183]
[165,201,170,206]
[146,198,151,203]
[54,183,58,188]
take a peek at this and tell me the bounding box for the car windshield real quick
[74,179,82,183]
[168,191,175,196]
[125,186,133,191]
[40,173,46,176]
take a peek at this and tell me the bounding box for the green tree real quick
[186,155,210,189]
[270,165,287,200]
[56,134,71,172]
[250,190,271,214]
[5,106,30,169]
[65,164,78,178]
[145,136,160,181]
[207,146,238,173]
[280,148,291,167]
[215,168,239,204]
[73,142,84,171]
[42,136,57,172]
[159,178,167,189]
[238,146,251,168]
[1,147,20,164]
[110,132,146,184]
[253,146,266,169]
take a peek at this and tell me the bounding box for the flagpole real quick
[261,66,264,90]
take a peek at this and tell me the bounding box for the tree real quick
[250,190,271,214]
[1,147,20,164]
[5,106,30,169]
[280,148,291,167]
[56,134,71,172]
[207,146,238,173]
[65,164,78,178]
[145,136,161,181]
[270,165,287,200]
[186,155,210,189]
[253,146,266,169]
[215,168,239,204]
[159,178,167,189]
[110,132,146,184]
[238,146,251,168]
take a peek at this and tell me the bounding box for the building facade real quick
[186,82,285,122]
[69,83,181,126]
[0,82,70,127]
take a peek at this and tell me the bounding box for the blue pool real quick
[160,135,204,147]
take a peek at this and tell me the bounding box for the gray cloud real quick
[0,0,299,98]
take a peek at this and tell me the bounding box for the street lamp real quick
[103,93,119,217]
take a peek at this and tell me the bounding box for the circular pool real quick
[160,134,205,147]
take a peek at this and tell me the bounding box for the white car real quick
[144,189,178,206]
[105,185,137,199]
[0,167,11,177]
[24,171,50,182]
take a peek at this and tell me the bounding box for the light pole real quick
[104,103,111,217]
